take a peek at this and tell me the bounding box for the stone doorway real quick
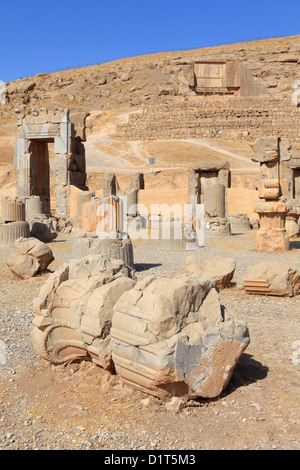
[30,139,53,215]
[14,107,88,218]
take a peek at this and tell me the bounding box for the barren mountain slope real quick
[0,35,299,175]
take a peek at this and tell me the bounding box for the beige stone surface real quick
[31,254,135,368]
[111,275,249,399]
[183,256,236,288]
[7,237,54,279]
[243,262,300,297]
[227,188,259,221]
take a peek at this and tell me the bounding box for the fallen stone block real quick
[183,255,236,288]
[7,237,54,279]
[243,262,300,297]
[111,275,250,400]
[228,213,251,232]
[31,255,135,368]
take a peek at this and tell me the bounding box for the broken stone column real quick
[0,196,29,247]
[73,232,135,277]
[242,262,300,297]
[255,182,290,252]
[110,275,250,400]
[0,221,30,247]
[31,255,135,368]
[205,183,226,218]
[252,137,290,252]
[1,197,26,222]
[28,196,45,218]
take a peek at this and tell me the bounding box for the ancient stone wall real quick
[116,97,300,142]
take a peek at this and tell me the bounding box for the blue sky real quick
[0,0,299,82]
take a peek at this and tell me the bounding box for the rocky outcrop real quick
[31,255,135,368]
[7,237,54,279]
[110,275,250,399]
[183,256,236,289]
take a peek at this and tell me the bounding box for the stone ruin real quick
[31,254,250,400]
[0,197,30,247]
[0,107,89,247]
[14,106,88,218]
[188,161,231,236]
[252,136,300,252]
[180,59,267,97]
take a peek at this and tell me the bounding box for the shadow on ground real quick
[135,263,162,272]
[224,353,268,395]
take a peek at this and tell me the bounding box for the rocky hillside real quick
[0,34,299,168]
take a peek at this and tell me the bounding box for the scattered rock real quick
[7,237,54,279]
[183,256,236,289]
[243,262,300,297]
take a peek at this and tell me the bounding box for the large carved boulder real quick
[183,255,236,289]
[110,275,250,400]
[31,255,135,369]
[7,237,54,279]
[243,262,300,297]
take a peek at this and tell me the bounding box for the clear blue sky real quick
[0,0,299,82]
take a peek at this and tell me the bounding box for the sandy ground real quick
[0,231,299,451]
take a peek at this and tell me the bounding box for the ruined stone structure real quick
[116,97,300,142]
[243,262,300,297]
[180,60,266,97]
[188,161,230,235]
[253,137,291,252]
[14,107,88,219]
[0,197,30,246]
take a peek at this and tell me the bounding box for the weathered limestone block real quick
[7,237,54,279]
[206,217,231,235]
[255,199,290,252]
[183,256,236,289]
[111,275,250,399]
[28,196,44,217]
[251,136,292,164]
[73,232,135,275]
[0,221,30,247]
[1,197,26,222]
[243,262,300,297]
[228,213,251,232]
[31,255,135,368]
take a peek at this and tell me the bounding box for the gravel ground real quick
[0,231,299,450]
